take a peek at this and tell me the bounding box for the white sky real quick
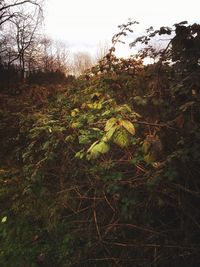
[44,0,200,57]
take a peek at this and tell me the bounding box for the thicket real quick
[0,62,72,91]
[0,21,200,267]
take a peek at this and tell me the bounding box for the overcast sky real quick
[44,0,200,57]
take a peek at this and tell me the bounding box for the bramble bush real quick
[0,20,200,266]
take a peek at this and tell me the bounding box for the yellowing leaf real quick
[81,103,87,109]
[113,129,130,148]
[71,122,80,129]
[134,96,147,106]
[120,120,135,135]
[71,108,79,117]
[116,104,132,113]
[87,140,99,152]
[105,118,117,132]
[143,135,162,161]
[93,102,102,110]
[142,140,151,154]
[1,216,7,223]
[144,153,156,164]
[87,103,93,109]
[71,111,76,117]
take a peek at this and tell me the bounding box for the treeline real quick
[0,0,106,91]
[0,62,73,90]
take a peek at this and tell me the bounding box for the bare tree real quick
[0,0,42,67]
[12,7,41,80]
[0,0,42,27]
[0,0,44,89]
[38,36,54,71]
[53,40,70,74]
[35,36,71,75]
[72,51,93,76]
[95,40,110,62]
[1,34,18,66]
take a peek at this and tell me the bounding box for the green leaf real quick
[113,129,130,148]
[120,120,135,135]
[102,110,112,116]
[42,141,50,150]
[91,128,101,132]
[65,135,74,142]
[88,141,110,159]
[96,142,110,154]
[75,149,85,159]
[79,135,91,145]
[102,125,118,142]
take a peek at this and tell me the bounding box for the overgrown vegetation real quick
[0,20,200,267]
